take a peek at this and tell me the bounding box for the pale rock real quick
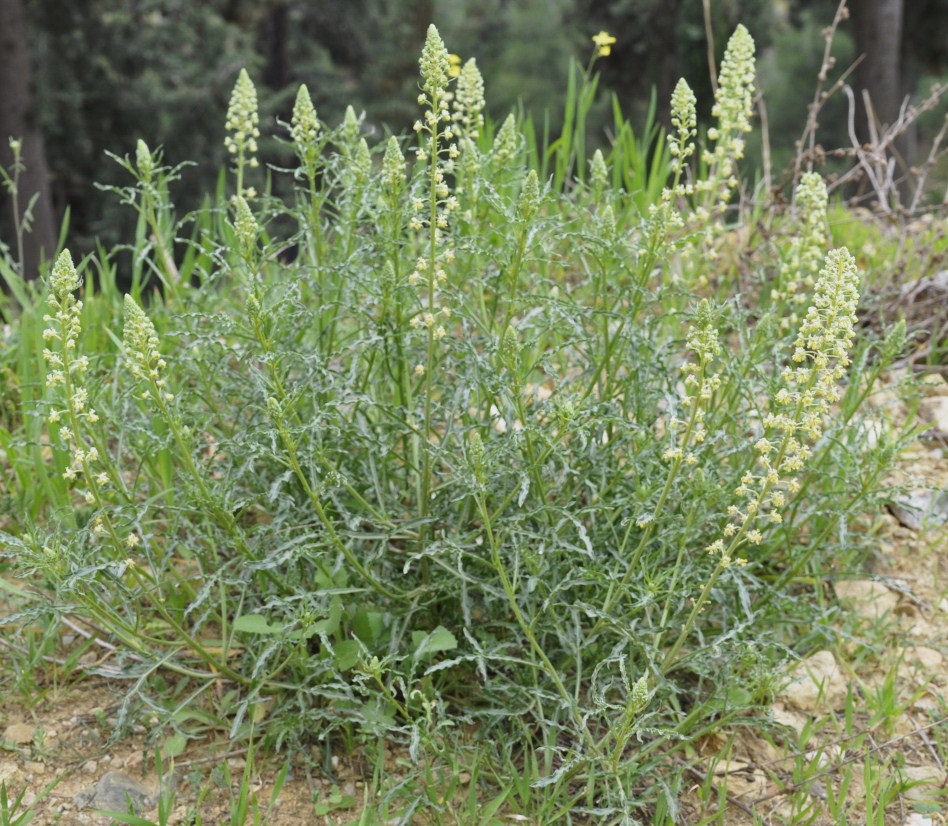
[904,646,944,670]
[742,737,782,766]
[710,759,749,775]
[918,373,948,396]
[890,489,948,530]
[74,771,155,813]
[778,651,849,712]
[723,769,769,799]
[770,702,808,733]
[900,765,944,801]
[2,723,35,745]
[904,814,935,826]
[0,761,21,784]
[855,417,886,450]
[919,397,948,438]
[23,761,45,774]
[834,579,898,619]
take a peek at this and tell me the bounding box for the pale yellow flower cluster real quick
[290,84,321,183]
[43,251,105,501]
[123,294,173,404]
[224,68,260,198]
[409,26,462,368]
[772,172,829,327]
[707,248,860,567]
[452,58,485,141]
[662,300,721,468]
[697,25,756,220]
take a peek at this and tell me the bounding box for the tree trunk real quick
[0,0,57,281]
[849,0,906,150]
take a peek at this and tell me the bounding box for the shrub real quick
[0,22,910,822]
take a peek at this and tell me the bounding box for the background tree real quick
[1,0,945,284]
[0,0,56,279]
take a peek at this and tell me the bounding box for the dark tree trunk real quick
[0,0,57,281]
[262,3,289,90]
[850,0,913,167]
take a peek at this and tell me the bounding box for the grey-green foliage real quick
[1,23,914,819]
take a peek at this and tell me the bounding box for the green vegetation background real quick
[7,0,947,268]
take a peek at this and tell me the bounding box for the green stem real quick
[475,492,601,758]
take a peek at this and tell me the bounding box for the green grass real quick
[0,21,927,826]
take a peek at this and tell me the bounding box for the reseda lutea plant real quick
[3,21,907,819]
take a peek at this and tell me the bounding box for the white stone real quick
[905,646,944,670]
[2,723,34,745]
[901,765,943,801]
[778,651,849,712]
[834,579,898,619]
[919,397,948,437]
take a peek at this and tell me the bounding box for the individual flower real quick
[592,31,617,57]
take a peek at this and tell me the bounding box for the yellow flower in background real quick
[448,53,462,78]
[592,31,616,57]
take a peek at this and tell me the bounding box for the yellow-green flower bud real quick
[517,169,541,221]
[123,294,162,381]
[630,675,648,714]
[711,25,755,152]
[381,136,406,192]
[500,324,520,374]
[881,318,907,363]
[291,84,320,149]
[590,149,608,200]
[340,105,360,149]
[353,138,371,187]
[233,195,258,261]
[686,299,721,365]
[467,430,486,485]
[51,249,80,295]
[668,78,697,171]
[419,24,451,97]
[492,113,518,165]
[599,204,617,243]
[453,58,485,139]
[136,139,154,183]
[224,68,260,163]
